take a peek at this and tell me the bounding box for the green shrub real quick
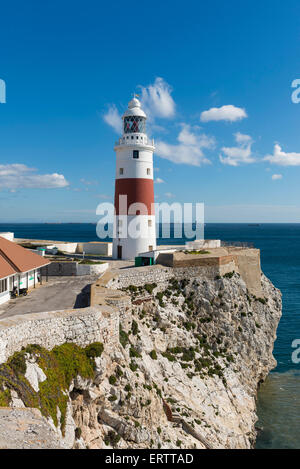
[131,320,139,336]
[109,375,117,385]
[104,430,121,447]
[144,283,157,294]
[130,346,141,358]
[84,342,104,359]
[257,298,267,305]
[119,325,129,348]
[149,350,157,360]
[162,351,176,362]
[129,361,138,372]
[223,271,235,279]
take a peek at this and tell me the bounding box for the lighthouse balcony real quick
[115,136,155,148]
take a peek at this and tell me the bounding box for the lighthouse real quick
[113,96,156,260]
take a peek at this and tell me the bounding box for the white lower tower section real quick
[112,97,156,260]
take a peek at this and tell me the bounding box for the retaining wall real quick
[0,306,119,365]
[106,264,234,290]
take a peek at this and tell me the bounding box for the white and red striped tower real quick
[113,96,156,260]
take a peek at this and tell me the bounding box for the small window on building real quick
[0,278,7,293]
[131,136,134,139]
[148,219,152,227]
[149,246,153,251]
[133,150,139,159]
[119,168,124,175]
[147,168,151,175]
[136,210,141,215]
[118,219,123,226]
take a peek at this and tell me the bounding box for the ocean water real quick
[0,222,299,448]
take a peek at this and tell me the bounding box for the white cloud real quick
[272,174,283,180]
[264,144,300,166]
[95,194,112,200]
[219,133,255,166]
[154,177,165,184]
[103,105,122,134]
[140,77,175,119]
[0,164,69,190]
[156,124,215,166]
[201,105,247,123]
[164,192,175,198]
[80,178,98,186]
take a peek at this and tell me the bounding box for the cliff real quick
[0,267,281,449]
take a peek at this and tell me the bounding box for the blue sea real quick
[0,222,299,448]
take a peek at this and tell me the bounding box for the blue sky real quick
[0,0,300,223]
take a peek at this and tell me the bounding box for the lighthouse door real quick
[117,245,122,259]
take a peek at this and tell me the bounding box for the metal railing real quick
[221,241,255,248]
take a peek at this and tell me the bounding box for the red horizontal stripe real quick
[114,178,155,215]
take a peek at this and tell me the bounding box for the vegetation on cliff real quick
[0,342,103,432]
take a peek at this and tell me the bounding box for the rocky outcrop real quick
[69,272,281,449]
[0,270,282,449]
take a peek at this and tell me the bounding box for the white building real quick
[113,96,157,260]
[0,236,50,306]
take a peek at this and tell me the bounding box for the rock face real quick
[70,271,281,449]
[0,270,282,449]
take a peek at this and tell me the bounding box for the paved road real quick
[0,275,99,319]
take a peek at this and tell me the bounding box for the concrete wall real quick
[77,242,112,256]
[76,263,109,276]
[42,262,77,277]
[0,306,119,365]
[42,261,108,277]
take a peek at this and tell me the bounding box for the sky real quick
[0,0,300,223]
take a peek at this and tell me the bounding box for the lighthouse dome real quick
[128,97,141,109]
[123,97,146,118]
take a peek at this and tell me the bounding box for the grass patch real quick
[0,342,103,434]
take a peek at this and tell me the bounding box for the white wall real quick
[0,232,14,242]
[77,242,112,256]
[76,263,109,276]
[0,291,10,306]
[14,270,40,290]
[116,148,154,179]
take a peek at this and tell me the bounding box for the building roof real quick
[0,256,16,279]
[0,236,50,279]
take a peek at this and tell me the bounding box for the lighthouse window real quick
[119,168,124,175]
[147,168,151,175]
[124,116,146,134]
[133,150,139,159]
[148,219,152,227]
